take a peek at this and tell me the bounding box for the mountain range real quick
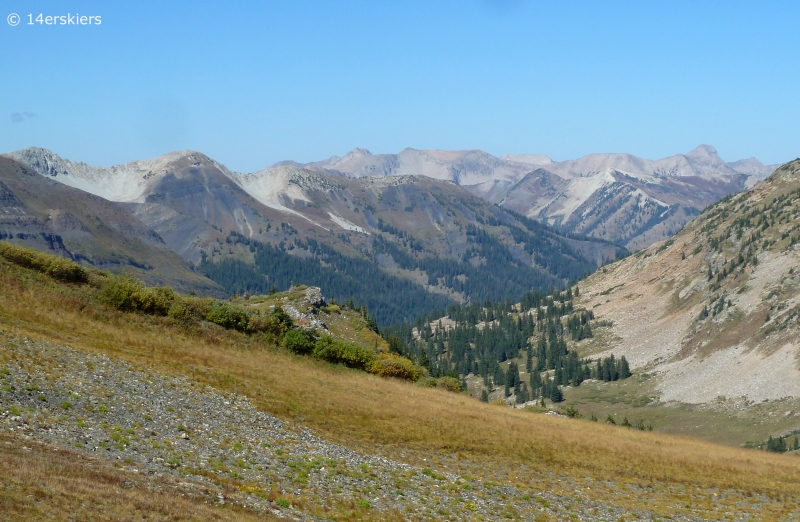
[290,145,777,250]
[2,147,620,323]
[1,144,776,323]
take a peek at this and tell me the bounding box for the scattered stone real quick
[0,334,704,521]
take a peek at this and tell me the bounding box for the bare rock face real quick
[304,286,326,308]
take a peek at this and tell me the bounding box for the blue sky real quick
[2,1,799,171]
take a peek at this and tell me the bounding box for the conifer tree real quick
[618,356,631,379]
[480,389,489,402]
[526,346,533,373]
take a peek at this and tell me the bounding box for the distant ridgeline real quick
[200,221,611,326]
[384,286,630,404]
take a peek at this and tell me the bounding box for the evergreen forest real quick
[384,286,631,405]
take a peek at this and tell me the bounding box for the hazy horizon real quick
[3,1,800,171]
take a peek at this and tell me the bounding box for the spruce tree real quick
[618,356,631,379]
[480,389,489,402]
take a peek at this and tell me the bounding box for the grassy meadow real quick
[1,246,800,519]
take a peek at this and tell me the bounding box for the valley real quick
[2,244,800,520]
[8,3,799,519]
[2,146,799,520]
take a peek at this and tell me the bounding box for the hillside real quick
[2,245,800,520]
[573,158,800,409]
[0,156,222,296]
[5,147,621,325]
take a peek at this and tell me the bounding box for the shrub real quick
[312,336,376,370]
[437,377,463,393]
[282,329,316,355]
[369,353,418,381]
[419,377,438,388]
[138,286,176,315]
[167,300,194,324]
[100,275,176,315]
[100,275,148,312]
[0,241,87,283]
[269,306,294,333]
[205,301,252,332]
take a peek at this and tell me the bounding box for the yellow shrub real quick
[437,377,464,393]
[369,353,419,381]
[0,241,87,283]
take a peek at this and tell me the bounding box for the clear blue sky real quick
[2,1,799,171]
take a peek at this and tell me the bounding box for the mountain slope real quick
[0,156,222,295]
[467,146,777,249]
[5,147,283,263]
[575,158,800,404]
[288,145,778,249]
[2,246,800,520]
[6,148,621,324]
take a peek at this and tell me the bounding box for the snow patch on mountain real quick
[327,212,369,234]
[549,169,617,220]
[230,167,329,230]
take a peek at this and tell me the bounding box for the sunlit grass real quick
[2,255,800,518]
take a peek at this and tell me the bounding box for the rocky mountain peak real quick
[685,144,725,166]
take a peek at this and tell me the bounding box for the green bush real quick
[167,300,194,324]
[0,241,87,283]
[100,275,176,315]
[282,328,316,354]
[369,353,418,381]
[139,286,177,315]
[419,377,438,388]
[205,301,252,332]
[312,336,376,370]
[436,377,464,393]
[269,306,294,333]
[100,275,147,312]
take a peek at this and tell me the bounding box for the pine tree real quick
[550,386,563,403]
[618,356,631,379]
[493,364,505,387]
[507,362,519,387]
[418,350,431,371]
[480,389,489,402]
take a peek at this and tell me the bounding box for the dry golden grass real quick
[2,260,800,518]
[0,431,267,521]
